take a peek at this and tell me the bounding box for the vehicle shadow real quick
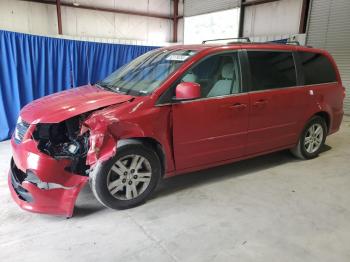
[73,204,105,218]
[74,145,332,217]
[153,145,332,199]
[73,186,105,218]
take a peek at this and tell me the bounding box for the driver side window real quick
[180,52,241,98]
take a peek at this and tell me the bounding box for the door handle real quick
[230,103,247,110]
[252,99,268,108]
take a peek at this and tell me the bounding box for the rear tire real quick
[90,142,161,210]
[290,116,327,160]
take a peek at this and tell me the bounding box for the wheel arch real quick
[295,109,332,146]
[117,137,166,176]
[313,111,331,134]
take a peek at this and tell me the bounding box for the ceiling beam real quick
[173,0,179,42]
[55,0,62,34]
[21,0,182,20]
[238,0,245,37]
[299,0,310,33]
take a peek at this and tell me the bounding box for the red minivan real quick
[9,41,345,217]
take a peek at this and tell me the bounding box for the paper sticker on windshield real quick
[166,55,189,61]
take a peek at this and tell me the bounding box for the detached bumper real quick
[9,157,88,218]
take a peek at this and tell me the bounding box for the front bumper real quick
[9,137,88,217]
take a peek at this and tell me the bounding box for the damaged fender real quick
[83,108,150,168]
[83,114,118,167]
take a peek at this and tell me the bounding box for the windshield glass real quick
[97,49,198,96]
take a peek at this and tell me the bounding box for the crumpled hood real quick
[20,85,133,124]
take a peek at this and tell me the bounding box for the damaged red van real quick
[9,40,345,217]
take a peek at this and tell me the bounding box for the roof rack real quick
[201,37,311,47]
[202,37,251,44]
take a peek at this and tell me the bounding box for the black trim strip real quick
[10,159,33,202]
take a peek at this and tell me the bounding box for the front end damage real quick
[9,111,118,218]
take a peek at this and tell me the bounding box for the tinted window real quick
[180,52,241,98]
[247,51,296,91]
[298,52,337,85]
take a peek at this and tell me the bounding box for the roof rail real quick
[202,37,251,44]
[201,37,312,47]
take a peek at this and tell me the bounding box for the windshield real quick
[97,49,198,96]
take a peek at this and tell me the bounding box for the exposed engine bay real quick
[33,114,90,175]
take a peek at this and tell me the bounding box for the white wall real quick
[0,0,181,45]
[177,18,184,43]
[184,8,240,44]
[243,0,304,37]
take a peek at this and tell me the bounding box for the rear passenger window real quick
[247,51,296,91]
[298,52,337,85]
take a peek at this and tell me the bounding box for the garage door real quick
[184,0,240,17]
[306,0,350,114]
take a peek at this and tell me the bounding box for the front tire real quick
[290,116,327,159]
[90,142,161,210]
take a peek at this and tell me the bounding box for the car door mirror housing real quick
[174,82,201,101]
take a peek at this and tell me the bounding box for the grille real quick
[14,120,30,144]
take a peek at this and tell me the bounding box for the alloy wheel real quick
[304,123,324,154]
[107,154,152,200]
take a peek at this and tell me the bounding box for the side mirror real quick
[174,82,201,101]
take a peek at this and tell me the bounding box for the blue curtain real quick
[0,30,158,141]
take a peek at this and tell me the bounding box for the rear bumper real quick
[9,137,89,217]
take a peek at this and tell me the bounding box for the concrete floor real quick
[1,117,350,262]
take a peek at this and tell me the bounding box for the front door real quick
[172,52,249,171]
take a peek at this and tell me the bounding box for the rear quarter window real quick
[298,51,337,85]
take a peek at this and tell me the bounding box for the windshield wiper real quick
[95,83,112,90]
[95,83,130,95]
[95,83,120,92]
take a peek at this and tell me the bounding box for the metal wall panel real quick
[243,0,303,37]
[184,0,240,17]
[0,0,173,43]
[306,0,350,114]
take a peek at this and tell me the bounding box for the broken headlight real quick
[33,115,90,175]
